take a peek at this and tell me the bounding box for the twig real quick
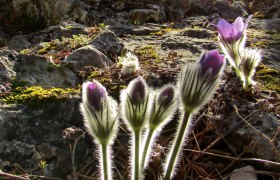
[0,171,28,180]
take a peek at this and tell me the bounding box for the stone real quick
[11,0,76,27]
[14,54,79,88]
[7,35,32,51]
[66,45,112,72]
[0,96,89,178]
[129,9,165,24]
[229,166,257,180]
[89,30,124,59]
[0,50,17,84]
[225,112,280,171]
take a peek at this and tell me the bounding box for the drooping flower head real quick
[149,85,177,129]
[80,80,118,144]
[179,50,225,113]
[121,77,150,130]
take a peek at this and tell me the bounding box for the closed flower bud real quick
[179,50,225,113]
[121,77,150,130]
[199,50,224,78]
[149,85,177,128]
[80,80,118,144]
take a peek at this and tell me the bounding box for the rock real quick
[89,30,124,59]
[129,9,165,24]
[213,0,248,19]
[225,112,280,171]
[182,29,214,39]
[11,0,76,27]
[0,96,89,178]
[229,165,257,180]
[7,35,32,51]
[0,50,17,84]
[66,45,112,71]
[14,54,79,88]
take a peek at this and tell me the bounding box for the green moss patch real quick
[3,86,80,105]
[256,64,280,93]
[135,45,159,61]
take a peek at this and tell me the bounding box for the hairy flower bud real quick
[149,85,177,128]
[121,77,150,130]
[179,50,225,113]
[80,80,118,144]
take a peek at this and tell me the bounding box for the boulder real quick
[0,96,89,178]
[14,54,79,88]
[66,45,112,71]
[229,166,257,180]
[89,30,124,59]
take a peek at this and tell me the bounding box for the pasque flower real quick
[120,77,150,180]
[216,15,252,73]
[164,50,225,180]
[80,80,118,180]
[141,85,177,168]
[180,50,224,113]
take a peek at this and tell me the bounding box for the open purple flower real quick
[217,17,245,43]
[199,50,224,78]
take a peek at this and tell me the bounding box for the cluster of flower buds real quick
[215,15,261,90]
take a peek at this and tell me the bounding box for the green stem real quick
[101,143,109,180]
[134,130,141,180]
[141,128,155,169]
[243,76,251,91]
[164,112,192,180]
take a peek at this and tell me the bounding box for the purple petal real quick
[199,50,224,77]
[130,78,146,104]
[86,81,106,111]
[217,19,233,40]
[232,17,245,40]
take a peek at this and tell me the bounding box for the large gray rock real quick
[89,30,124,59]
[229,166,257,180]
[66,45,112,71]
[0,97,89,178]
[14,54,79,88]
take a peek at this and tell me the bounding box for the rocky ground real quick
[0,0,279,179]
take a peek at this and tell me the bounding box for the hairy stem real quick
[141,128,155,169]
[101,143,110,180]
[164,112,192,180]
[133,130,141,180]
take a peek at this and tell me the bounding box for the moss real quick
[150,28,173,36]
[135,45,159,61]
[253,12,266,18]
[3,86,80,105]
[256,64,280,93]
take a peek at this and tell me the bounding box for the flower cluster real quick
[117,50,140,76]
[215,15,261,90]
[80,49,225,180]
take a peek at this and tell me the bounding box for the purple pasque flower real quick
[199,50,224,78]
[85,81,106,111]
[216,17,245,43]
[179,50,225,113]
